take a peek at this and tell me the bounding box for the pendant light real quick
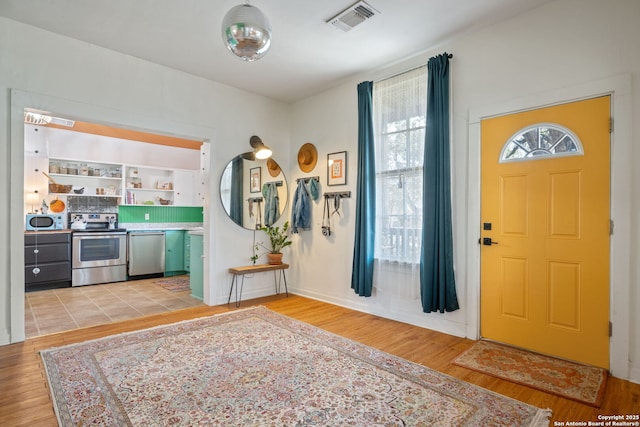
[221,2,271,62]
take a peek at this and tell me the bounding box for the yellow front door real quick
[480,96,610,368]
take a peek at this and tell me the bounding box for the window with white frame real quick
[373,67,427,263]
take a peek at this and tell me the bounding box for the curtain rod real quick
[375,53,453,83]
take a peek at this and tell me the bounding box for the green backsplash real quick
[118,205,203,223]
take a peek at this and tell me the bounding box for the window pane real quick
[374,66,426,263]
[409,127,425,168]
[500,124,583,162]
[383,132,408,171]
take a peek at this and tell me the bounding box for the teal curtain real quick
[230,156,243,225]
[351,81,376,297]
[420,53,459,313]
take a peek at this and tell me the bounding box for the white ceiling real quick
[0,0,551,103]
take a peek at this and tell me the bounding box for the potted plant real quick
[260,221,292,265]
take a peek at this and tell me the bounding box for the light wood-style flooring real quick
[2,293,639,426]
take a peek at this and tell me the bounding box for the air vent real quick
[327,1,379,32]
[50,117,75,127]
[23,112,75,127]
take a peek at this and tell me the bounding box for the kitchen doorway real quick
[22,114,209,338]
[10,88,215,343]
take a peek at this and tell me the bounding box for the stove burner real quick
[68,212,124,232]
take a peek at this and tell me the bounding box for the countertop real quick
[119,222,203,232]
[25,224,204,234]
[24,229,72,235]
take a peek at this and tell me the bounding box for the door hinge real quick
[609,117,614,133]
[609,321,613,337]
[610,219,614,235]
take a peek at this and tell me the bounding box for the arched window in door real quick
[499,123,583,163]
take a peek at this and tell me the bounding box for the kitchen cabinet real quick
[24,231,72,291]
[183,232,191,273]
[164,230,186,276]
[189,232,203,300]
[173,170,202,206]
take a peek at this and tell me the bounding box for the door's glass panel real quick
[499,123,583,163]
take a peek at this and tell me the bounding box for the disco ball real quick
[221,4,271,62]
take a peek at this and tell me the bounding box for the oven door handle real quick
[73,232,127,238]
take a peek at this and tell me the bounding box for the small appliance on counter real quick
[26,213,64,231]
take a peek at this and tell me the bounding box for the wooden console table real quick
[227,263,289,307]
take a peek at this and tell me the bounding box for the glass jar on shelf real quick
[108,167,122,178]
[67,163,78,175]
[79,163,89,176]
[49,161,60,174]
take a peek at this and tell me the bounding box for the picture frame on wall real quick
[327,151,347,186]
[250,167,261,193]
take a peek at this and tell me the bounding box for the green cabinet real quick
[164,230,186,276]
[183,232,191,273]
[189,233,203,300]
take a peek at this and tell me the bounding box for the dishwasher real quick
[127,231,166,277]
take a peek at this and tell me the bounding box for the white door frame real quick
[466,74,632,379]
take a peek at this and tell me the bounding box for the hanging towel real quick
[291,180,311,233]
[262,182,280,227]
[308,178,321,201]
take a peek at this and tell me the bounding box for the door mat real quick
[41,307,551,426]
[153,276,190,292]
[453,340,607,407]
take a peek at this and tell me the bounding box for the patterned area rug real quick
[41,307,551,426]
[153,276,190,292]
[453,340,607,407]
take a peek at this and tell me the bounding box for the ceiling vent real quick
[327,1,379,32]
[50,117,76,128]
[24,112,75,127]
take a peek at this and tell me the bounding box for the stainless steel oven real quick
[70,213,127,286]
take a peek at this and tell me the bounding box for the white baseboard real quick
[289,286,467,339]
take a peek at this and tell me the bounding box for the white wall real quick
[288,0,639,382]
[1,0,638,383]
[0,18,290,344]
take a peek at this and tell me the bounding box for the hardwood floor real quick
[1,294,638,426]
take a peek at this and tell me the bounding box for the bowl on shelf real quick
[73,187,85,194]
[158,198,171,205]
[48,184,72,194]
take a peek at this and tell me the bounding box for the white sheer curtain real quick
[371,66,426,301]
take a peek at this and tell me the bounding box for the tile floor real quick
[25,276,204,338]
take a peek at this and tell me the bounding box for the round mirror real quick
[220,154,288,229]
